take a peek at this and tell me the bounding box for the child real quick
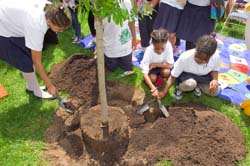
[103,0,136,74]
[0,0,71,99]
[140,29,174,96]
[86,11,96,47]
[63,0,82,44]
[137,0,159,50]
[153,0,186,48]
[156,34,219,100]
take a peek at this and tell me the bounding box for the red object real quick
[231,63,248,74]
[155,76,163,87]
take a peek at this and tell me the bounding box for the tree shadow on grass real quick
[0,92,56,142]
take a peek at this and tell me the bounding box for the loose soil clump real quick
[46,54,246,166]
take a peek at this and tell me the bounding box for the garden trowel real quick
[136,98,169,117]
[57,95,73,113]
[136,99,154,115]
[157,99,169,117]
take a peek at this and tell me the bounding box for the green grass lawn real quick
[0,21,249,165]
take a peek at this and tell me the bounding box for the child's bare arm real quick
[209,71,219,92]
[160,75,176,97]
[31,50,57,96]
[128,21,137,50]
[150,62,173,69]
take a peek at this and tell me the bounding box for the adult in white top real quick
[140,29,174,96]
[103,0,136,72]
[155,34,220,99]
[0,0,71,99]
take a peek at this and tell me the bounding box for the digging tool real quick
[157,99,169,117]
[136,98,169,117]
[57,95,73,113]
[136,99,154,115]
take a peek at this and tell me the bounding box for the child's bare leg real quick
[198,83,219,96]
[161,68,171,78]
[169,33,176,48]
[149,74,158,84]
[179,79,197,92]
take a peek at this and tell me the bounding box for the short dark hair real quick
[45,2,71,29]
[196,34,217,59]
[151,29,168,44]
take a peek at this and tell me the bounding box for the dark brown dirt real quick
[45,54,246,166]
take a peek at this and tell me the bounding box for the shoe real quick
[26,86,47,93]
[34,90,56,100]
[87,38,96,48]
[120,70,135,77]
[72,37,81,44]
[173,88,182,100]
[193,87,201,97]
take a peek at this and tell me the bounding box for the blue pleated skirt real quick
[176,2,216,42]
[0,36,33,72]
[153,3,183,33]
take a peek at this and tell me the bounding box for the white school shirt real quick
[160,0,186,10]
[103,0,132,58]
[188,0,210,6]
[0,0,50,51]
[171,49,220,78]
[140,42,174,74]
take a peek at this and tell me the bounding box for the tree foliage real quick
[78,0,132,25]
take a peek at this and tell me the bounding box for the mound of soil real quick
[46,54,246,166]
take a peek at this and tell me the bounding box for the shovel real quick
[136,99,155,115]
[57,95,73,113]
[136,98,169,117]
[157,99,169,117]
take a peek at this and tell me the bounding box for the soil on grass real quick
[46,54,246,166]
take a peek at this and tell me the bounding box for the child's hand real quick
[47,84,57,97]
[151,88,159,98]
[209,80,218,94]
[159,90,167,98]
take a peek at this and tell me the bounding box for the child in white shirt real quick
[156,34,220,99]
[0,0,71,99]
[140,29,174,96]
[103,0,136,73]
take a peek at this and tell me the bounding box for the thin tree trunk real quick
[94,16,109,127]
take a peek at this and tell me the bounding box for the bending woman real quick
[0,0,71,99]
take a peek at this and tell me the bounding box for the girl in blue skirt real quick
[176,0,216,50]
[153,0,186,48]
[0,0,71,99]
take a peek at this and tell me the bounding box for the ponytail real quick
[45,2,71,29]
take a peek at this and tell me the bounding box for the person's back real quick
[0,0,49,51]
[0,1,71,99]
[103,0,133,58]
[103,0,136,73]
